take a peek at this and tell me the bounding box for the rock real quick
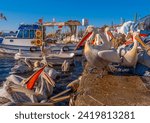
[75,64,150,106]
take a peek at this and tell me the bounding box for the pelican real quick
[0,65,55,105]
[75,26,121,77]
[120,32,150,68]
[104,27,115,42]
[75,26,111,51]
[120,32,139,67]
[0,81,38,105]
[135,37,150,68]
[25,58,33,68]
[11,58,33,74]
[104,27,127,49]
[138,51,150,68]
[34,56,60,80]
[135,35,150,56]
[61,60,70,73]
[116,21,135,36]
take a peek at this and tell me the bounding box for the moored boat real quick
[14,51,75,65]
[0,23,83,56]
[0,24,41,56]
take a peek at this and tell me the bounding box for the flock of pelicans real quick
[0,21,150,106]
[75,23,150,77]
[0,57,74,105]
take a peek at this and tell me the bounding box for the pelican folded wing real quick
[98,50,121,63]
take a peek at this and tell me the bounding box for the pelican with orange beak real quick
[119,32,150,68]
[23,64,55,98]
[75,26,121,77]
[0,64,55,105]
[135,35,150,68]
[135,35,150,56]
[75,26,111,51]
[104,27,115,42]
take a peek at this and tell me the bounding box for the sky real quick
[0,0,150,31]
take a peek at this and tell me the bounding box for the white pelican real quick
[117,21,135,36]
[75,26,121,77]
[0,65,55,105]
[75,26,111,51]
[120,32,150,68]
[138,51,150,68]
[120,32,139,67]
[11,58,33,74]
[61,60,70,73]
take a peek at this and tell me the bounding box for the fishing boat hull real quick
[46,43,83,55]
[0,43,83,57]
[14,52,75,65]
[0,23,83,57]
[0,43,40,56]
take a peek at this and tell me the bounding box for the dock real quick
[74,64,150,106]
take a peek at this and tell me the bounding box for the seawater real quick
[0,57,15,83]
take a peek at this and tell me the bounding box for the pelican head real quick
[104,27,110,32]
[104,27,115,40]
[74,25,95,50]
[34,61,41,68]
[86,25,95,32]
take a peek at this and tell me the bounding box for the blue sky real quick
[0,0,150,31]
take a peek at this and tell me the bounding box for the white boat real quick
[45,43,83,55]
[0,24,41,56]
[14,51,75,65]
[0,23,83,56]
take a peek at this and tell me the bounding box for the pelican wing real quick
[7,82,35,95]
[138,51,150,68]
[42,72,55,87]
[98,50,121,63]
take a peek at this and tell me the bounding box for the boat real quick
[44,43,83,56]
[14,51,75,65]
[0,20,84,57]
[43,20,84,55]
[0,24,41,56]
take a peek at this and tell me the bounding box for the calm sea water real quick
[0,57,16,83]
